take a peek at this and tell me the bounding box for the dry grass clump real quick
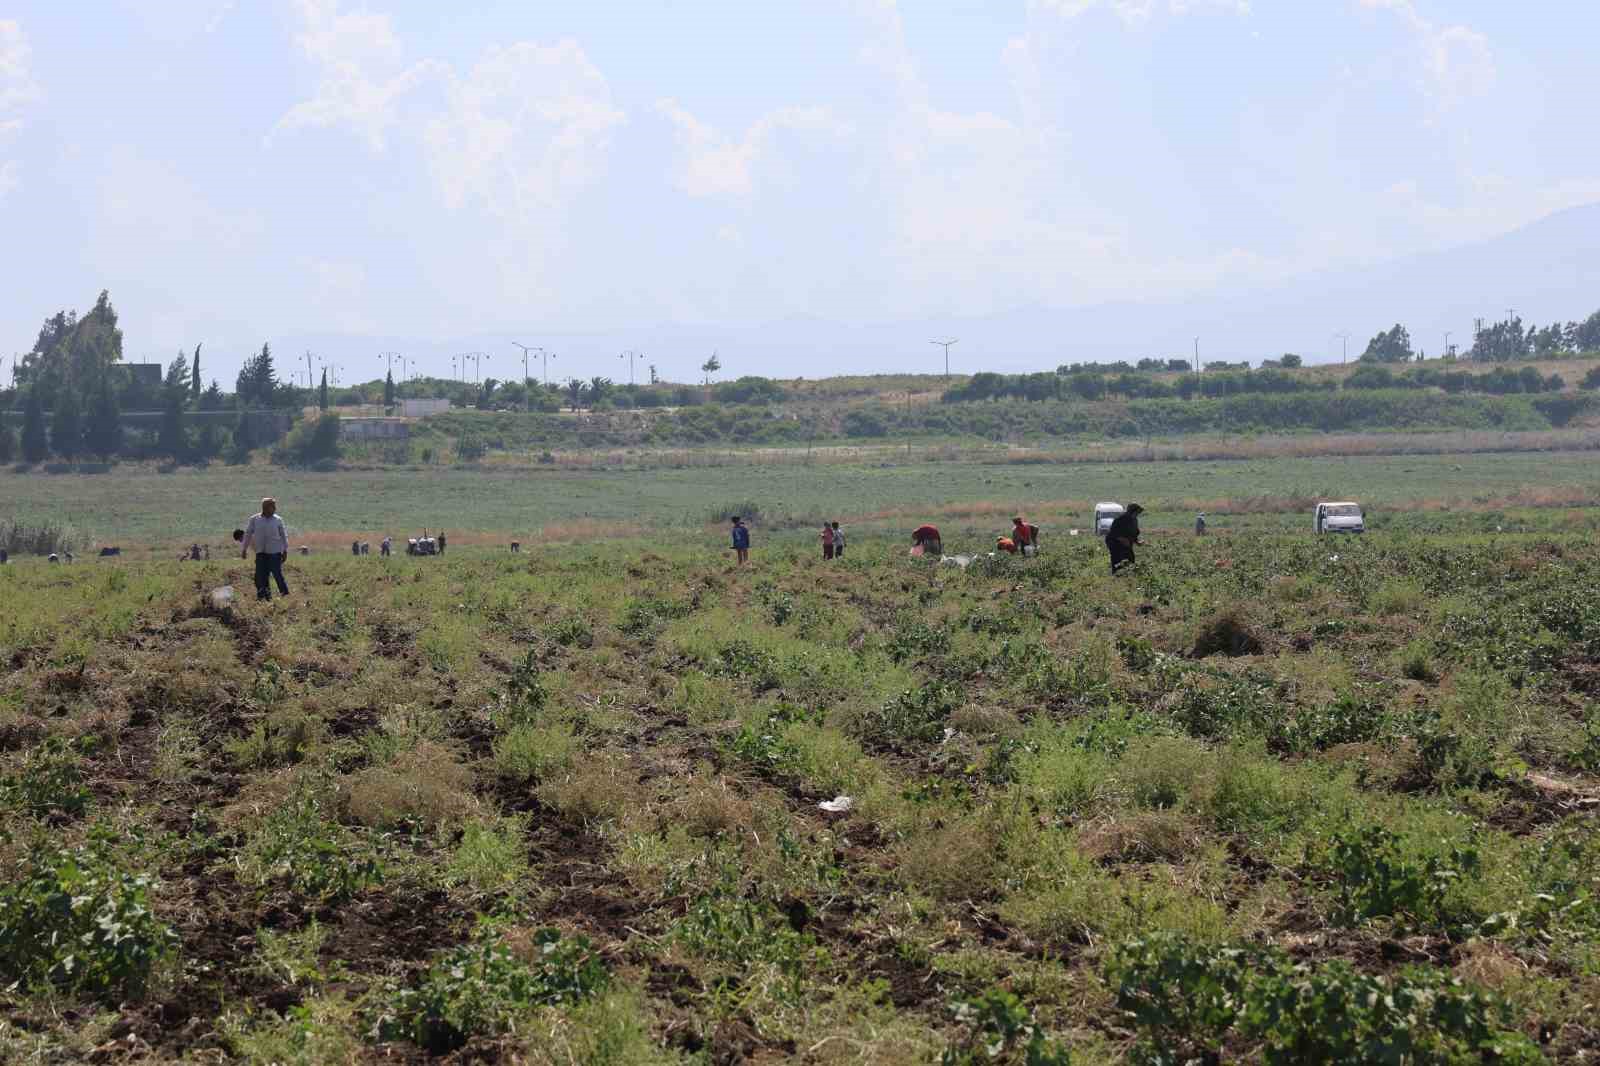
[895,813,1008,901]
[339,741,477,830]
[1077,810,1200,864]
[537,751,639,827]
[1192,607,1264,658]
[667,779,757,839]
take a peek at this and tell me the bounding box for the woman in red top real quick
[821,522,835,561]
[1012,516,1039,554]
[911,524,942,556]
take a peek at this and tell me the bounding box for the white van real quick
[1314,501,1365,534]
[1094,502,1125,537]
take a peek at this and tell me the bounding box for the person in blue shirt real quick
[730,516,750,565]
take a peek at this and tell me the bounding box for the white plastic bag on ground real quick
[818,795,854,813]
[210,586,235,611]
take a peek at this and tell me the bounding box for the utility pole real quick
[929,338,958,379]
[510,343,541,410]
[619,350,643,386]
[1333,332,1349,365]
[379,351,405,381]
[1443,331,1453,360]
[1193,337,1200,375]
[1506,308,1518,322]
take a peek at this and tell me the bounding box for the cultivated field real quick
[4,448,1600,551]
[1,528,1598,1063]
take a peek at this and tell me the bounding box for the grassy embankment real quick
[1,532,1597,1061]
[4,449,1600,552]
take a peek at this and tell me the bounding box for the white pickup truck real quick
[1314,501,1365,534]
[1094,502,1125,537]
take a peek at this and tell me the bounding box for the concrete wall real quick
[341,418,410,441]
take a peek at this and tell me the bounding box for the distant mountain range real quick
[277,203,1600,382]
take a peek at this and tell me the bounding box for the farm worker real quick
[821,522,835,561]
[730,516,751,565]
[831,522,845,557]
[438,531,447,554]
[1195,512,1207,536]
[1106,503,1144,575]
[1012,516,1040,556]
[910,524,942,556]
[240,497,291,601]
[381,536,392,557]
[996,536,1018,554]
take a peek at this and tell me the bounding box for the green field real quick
[4,448,1599,549]
[1,530,1597,1062]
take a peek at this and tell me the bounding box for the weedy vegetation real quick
[1,517,1598,1062]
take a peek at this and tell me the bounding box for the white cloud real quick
[1030,0,1249,26]
[423,41,624,219]
[275,0,444,150]
[656,100,845,199]
[1358,0,1493,104]
[0,19,41,202]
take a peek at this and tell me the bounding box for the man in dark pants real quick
[1106,503,1143,575]
[240,497,290,600]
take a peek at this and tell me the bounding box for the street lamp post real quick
[929,338,958,378]
[511,342,542,411]
[619,350,643,386]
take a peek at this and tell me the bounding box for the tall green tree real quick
[319,367,329,410]
[158,389,187,459]
[15,291,125,403]
[236,343,280,407]
[86,381,123,459]
[0,421,15,463]
[165,351,191,400]
[21,389,48,463]
[51,388,83,459]
[1360,325,1414,364]
[190,344,203,403]
[384,370,396,408]
[231,408,257,461]
[199,380,224,411]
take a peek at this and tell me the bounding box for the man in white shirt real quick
[240,497,290,600]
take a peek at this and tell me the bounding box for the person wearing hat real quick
[1106,503,1144,575]
[1195,512,1207,536]
[730,516,750,566]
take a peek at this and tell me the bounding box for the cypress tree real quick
[384,369,396,408]
[319,367,329,410]
[191,343,202,403]
[51,388,83,459]
[86,381,123,458]
[21,389,49,463]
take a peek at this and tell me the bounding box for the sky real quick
[2,1,1598,385]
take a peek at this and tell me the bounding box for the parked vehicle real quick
[1094,502,1126,537]
[1315,501,1365,534]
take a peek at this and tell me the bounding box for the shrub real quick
[493,722,581,783]
[546,616,594,648]
[1311,824,1481,932]
[856,681,964,750]
[492,650,551,728]
[1,736,89,817]
[1106,932,1542,1066]
[376,922,608,1053]
[941,987,1070,1066]
[238,792,384,900]
[0,829,177,997]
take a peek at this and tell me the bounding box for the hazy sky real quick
[3,1,1596,382]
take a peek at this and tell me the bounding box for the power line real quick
[929,338,958,378]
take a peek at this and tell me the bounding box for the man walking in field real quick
[240,497,290,601]
[1106,503,1143,575]
[731,516,750,566]
[831,521,845,558]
